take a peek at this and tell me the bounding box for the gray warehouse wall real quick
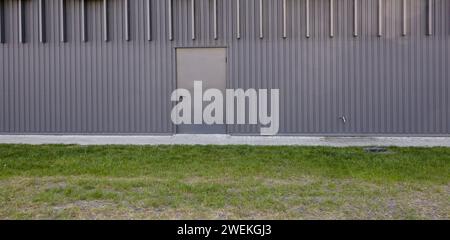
[0,0,449,135]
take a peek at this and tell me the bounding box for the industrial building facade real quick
[0,0,449,135]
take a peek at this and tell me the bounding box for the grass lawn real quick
[0,144,449,220]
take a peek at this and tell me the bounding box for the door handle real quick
[339,116,347,124]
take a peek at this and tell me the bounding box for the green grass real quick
[0,145,449,219]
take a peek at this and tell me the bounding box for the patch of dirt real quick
[262,177,318,187]
[43,181,68,190]
[183,176,237,185]
[53,200,116,211]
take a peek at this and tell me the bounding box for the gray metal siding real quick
[0,0,449,135]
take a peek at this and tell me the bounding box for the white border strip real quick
[1,135,450,147]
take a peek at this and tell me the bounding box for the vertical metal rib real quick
[402,0,407,36]
[236,0,240,39]
[103,0,108,42]
[60,0,66,42]
[39,0,45,43]
[353,0,358,37]
[330,0,334,37]
[378,0,382,37]
[191,0,195,40]
[0,0,4,43]
[19,0,24,43]
[282,0,287,38]
[213,0,218,40]
[427,0,432,35]
[147,0,152,41]
[306,0,310,38]
[125,0,130,41]
[259,0,263,39]
[81,0,86,42]
[168,0,173,41]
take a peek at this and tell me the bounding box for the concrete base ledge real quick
[1,135,450,147]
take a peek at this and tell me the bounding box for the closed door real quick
[176,48,227,134]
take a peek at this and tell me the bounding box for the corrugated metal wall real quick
[0,0,449,135]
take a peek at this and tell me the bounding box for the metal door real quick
[176,48,227,134]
